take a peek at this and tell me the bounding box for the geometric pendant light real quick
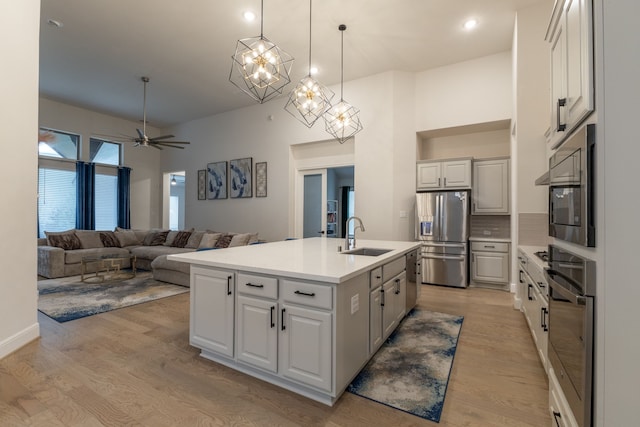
[323,24,363,144]
[284,0,334,127]
[229,0,295,104]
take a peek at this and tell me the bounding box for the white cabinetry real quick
[472,159,510,215]
[470,241,510,285]
[190,266,235,358]
[547,0,594,148]
[417,159,472,190]
[369,259,406,354]
[549,366,579,427]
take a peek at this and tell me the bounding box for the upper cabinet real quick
[547,0,594,148]
[417,159,472,190]
[472,158,510,215]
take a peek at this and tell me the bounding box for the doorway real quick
[164,171,185,230]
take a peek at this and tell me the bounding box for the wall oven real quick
[545,245,596,427]
[549,123,596,247]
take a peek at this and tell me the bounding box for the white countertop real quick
[469,236,512,243]
[168,237,421,284]
[519,245,548,270]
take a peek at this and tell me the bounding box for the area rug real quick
[38,272,189,322]
[347,309,463,422]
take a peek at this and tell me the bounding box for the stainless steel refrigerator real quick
[416,191,469,288]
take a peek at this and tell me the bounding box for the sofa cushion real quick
[75,230,104,249]
[185,231,205,249]
[142,230,169,246]
[171,230,193,248]
[198,232,221,249]
[129,245,195,261]
[116,227,148,244]
[64,247,130,265]
[164,230,179,246]
[214,234,234,249]
[115,229,140,247]
[100,231,121,247]
[228,233,258,247]
[45,230,82,250]
[151,254,191,275]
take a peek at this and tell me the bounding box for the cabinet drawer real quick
[370,267,383,288]
[470,241,509,253]
[237,273,278,299]
[281,280,332,310]
[382,257,406,282]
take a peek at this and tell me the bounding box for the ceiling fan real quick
[101,77,190,150]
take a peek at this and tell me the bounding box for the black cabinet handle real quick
[484,245,495,249]
[552,411,562,427]
[281,308,286,331]
[438,177,441,187]
[376,275,382,279]
[519,270,524,284]
[538,281,546,289]
[227,275,232,295]
[270,306,275,328]
[395,278,400,295]
[245,282,264,288]
[528,283,533,301]
[380,288,385,307]
[543,307,549,332]
[443,177,447,187]
[557,98,567,132]
[294,290,315,297]
[541,307,545,329]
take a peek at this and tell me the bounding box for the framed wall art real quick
[229,157,252,198]
[206,161,227,199]
[197,169,206,200]
[255,162,267,197]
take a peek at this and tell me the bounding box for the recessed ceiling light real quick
[47,18,64,28]
[243,11,256,22]
[464,19,478,30]
[310,66,318,75]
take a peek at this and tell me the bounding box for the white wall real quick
[0,0,40,358]
[39,98,163,229]
[415,52,513,132]
[420,128,511,160]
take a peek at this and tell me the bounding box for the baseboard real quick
[0,322,40,359]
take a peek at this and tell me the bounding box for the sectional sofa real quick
[37,228,259,286]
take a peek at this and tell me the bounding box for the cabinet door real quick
[472,159,510,214]
[237,295,278,373]
[279,304,332,392]
[416,162,442,189]
[550,15,567,144]
[442,160,471,188]
[471,251,509,284]
[393,274,407,324]
[369,286,383,354]
[190,267,235,358]
[382,279,398,340]
[565,0,594,128]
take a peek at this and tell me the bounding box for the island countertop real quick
[168,237,421,283]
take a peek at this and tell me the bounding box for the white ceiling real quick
[40,0,546,128]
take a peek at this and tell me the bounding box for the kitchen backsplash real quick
[519,213,551,246]
[470,215,511,239]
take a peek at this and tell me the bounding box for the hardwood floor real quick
[1,284,550,426]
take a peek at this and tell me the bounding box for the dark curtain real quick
[76,161,95,230]
[117,166,132,229]
[340,186,350,238]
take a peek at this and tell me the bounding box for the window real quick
[39,128,79,160]
[38,163,77,238]
[95,167,118,230]
[90,138,121,166]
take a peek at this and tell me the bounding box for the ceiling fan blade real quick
[136,128,145,139]
[149,134,175,141]
[153,140,190,144]
[153,142,185,149]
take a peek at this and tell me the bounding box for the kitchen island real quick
[169,237,421,405]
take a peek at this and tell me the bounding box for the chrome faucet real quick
[344,216,365,250]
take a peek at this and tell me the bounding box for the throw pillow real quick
[171,230,193,248]
[214,234,234,249]
[75,230,104,249]
[228,233,252,247]
[185,231,205,249]
[142,230,170,246]
[45,230,82,250]
[198,232,222,249]
[99,231,121,248]
[115,230,139,247]
[115,226,147,244]
[164,230,179,246]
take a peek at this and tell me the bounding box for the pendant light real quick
[171,175,177,186]
[229,0,294,104]
[284,0,334,127]
[324,25,363,144]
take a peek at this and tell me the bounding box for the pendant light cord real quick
[308,0,312,73]
[142,77,148,137]
[260,0,264,37]
[340,25,345,101]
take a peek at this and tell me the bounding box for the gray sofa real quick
[37,228,258,286]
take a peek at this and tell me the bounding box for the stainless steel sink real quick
[341,247,392,256]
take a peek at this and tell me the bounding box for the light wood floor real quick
[1,284,550,426]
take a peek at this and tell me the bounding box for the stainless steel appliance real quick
[545,245,596,427]
[405,249,419,309]
[416,191,469,288]
[549,123,596,247]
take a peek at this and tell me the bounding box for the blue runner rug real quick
[347,309,463,422]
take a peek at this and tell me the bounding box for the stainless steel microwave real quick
[549,123,596,247]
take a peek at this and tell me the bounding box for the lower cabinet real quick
[369,286,383,353]
[470,241,510,285]
[371,271,407,354]
[190,266,235,358]
[549,365,579,427]
[237,295,278,372]
[521,270,548,372]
